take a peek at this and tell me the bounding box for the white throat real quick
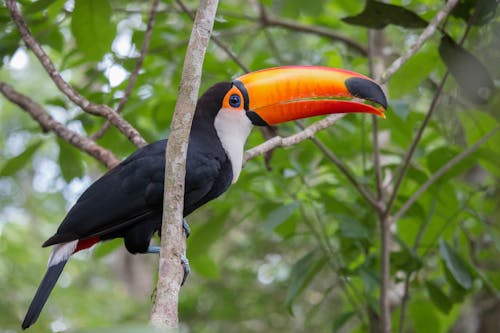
[214,109,253,183]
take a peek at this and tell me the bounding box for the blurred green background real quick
[0,0,498,332]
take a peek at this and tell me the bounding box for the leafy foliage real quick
[0,0,498,333]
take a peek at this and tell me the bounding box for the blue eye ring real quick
[229,94,241,108]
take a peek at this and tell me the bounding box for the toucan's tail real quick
[22,260,67,329]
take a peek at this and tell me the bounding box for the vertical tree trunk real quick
[150,0,219,328]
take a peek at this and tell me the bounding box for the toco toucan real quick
[21,66,387,329]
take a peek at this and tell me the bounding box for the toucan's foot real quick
[181,255,190,285]
[147,246,160,254]
[183,219,190,238]
[146,247,189,285]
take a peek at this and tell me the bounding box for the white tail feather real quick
[47,240,78,267]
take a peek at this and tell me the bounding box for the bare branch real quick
[150,0,218,328]
[380,0,459,84]
[6,0,146,148]
[368,28,391,333]
[0,82,119,169]
[91,0,160,140]
[393,126,499,221]
[368,29,386,202]
[244,114,346,163]
[257,4,368,56]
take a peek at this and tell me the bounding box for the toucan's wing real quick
[42,139,228,246]
[42,140,167,246]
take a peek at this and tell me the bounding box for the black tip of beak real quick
[345,77,387,109]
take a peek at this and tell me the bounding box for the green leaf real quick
[285,249,327,313]
[409,299,441,333]
[439,238,473,290]
[425,280,453,314]
[191,254,220,279]
[444,264,468,303]
[71,0,114,61]
[389,44,439,98]
[342,1,428,29]
[358,265,379,293]
[263,201,300,234]
[458,110,500,176]
[0,29,21,58]
[24,0,58,13]
[391,239,423,273]
[187,209,227,257]
[439,36,494,104]
[338,214,370,240]
[0,141,42,177]
[58,138,85,182]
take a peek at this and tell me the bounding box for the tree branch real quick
[243,114,345,163]
[150,0,218,328]
[91,0,160,140]
[368,28,391,333]
[393,126,499,221]
[380,0,459,84]
[6,0,147,148]
[0,82,119,169]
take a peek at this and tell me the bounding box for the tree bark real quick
[149,0,219,329]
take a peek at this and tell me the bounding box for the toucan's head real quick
[196,66,387,182]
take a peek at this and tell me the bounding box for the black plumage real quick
[43,82,234,254]
[21,261,67,330]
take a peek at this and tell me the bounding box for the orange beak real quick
[234,66,387,126]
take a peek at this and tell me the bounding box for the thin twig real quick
[244,114,345,163]
[379,212,391,333]
[0,82,119,169]
[91,0,160,140]
[6,0,146,148]
[372,116,383,200]
[150,0,218,328]
[257,4,368,56]
[368,28,390,333]
[393,126,499,221]
[368,29,385,202]
[380,0,459,84]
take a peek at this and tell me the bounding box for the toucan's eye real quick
[229,94,241,108]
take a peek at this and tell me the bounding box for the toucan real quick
[21,66,387,329]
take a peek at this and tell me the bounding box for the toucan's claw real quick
[181,255,190,286]
[147,246,160,254]
[183,219,191,238]
[146,248,190,286]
